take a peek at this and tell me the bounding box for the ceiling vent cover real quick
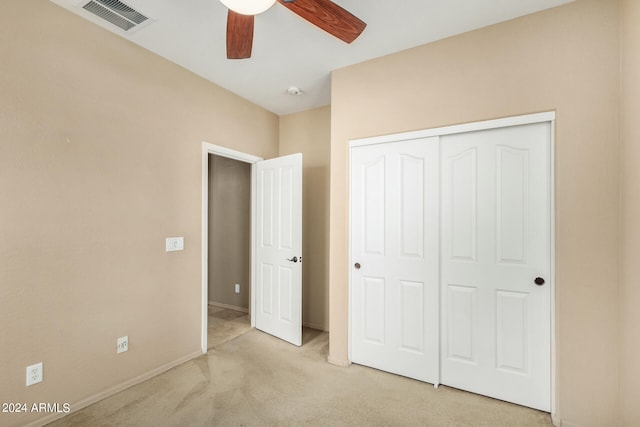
[82,0,149,32]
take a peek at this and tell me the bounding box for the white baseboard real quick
[303,320,328,331]
[26,350,203,427]
[208,301,249,313]
[208,302,326,331]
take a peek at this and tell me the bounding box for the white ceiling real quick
[51,0,573,115]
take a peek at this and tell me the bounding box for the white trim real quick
[205,143,262,163]
[202,142,262,354]
[201,144,209,354]
[347,150,353,363]
[327,356,352,367]
[549,120,557,420]
[559,421,585,427]
[25,349,202,427]
[250,164,257,328]
[349,112,556,148]
[208,301,250,314]
[303,320,327,331]
[347,112,556,413]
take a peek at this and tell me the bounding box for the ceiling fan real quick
[220,0,366,59]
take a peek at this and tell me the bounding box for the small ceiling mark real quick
[287,86,303,96]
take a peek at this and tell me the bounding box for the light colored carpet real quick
[48,328,553,426]
[207,307,251,349]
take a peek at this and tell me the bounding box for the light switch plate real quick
[166,237,184,252]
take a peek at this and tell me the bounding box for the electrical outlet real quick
[26,362,43,386]
[235,284,240,294]
[117,336,128,354]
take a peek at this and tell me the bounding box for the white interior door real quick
[255,153,302,346]
[440,123,551,411]
[350,138,440,384]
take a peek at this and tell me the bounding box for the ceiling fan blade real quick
[226,10,254,59]
[277,0,366,44]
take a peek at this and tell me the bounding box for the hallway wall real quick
[208,155,251,310]
[279,106,331,331]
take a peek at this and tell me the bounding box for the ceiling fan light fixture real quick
[220,0,276,16]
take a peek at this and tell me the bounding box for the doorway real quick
[201,143,304,352]
[207,154,252,349]
[201,143,262,353]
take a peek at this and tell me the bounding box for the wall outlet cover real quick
[117,336,129,354]
[26,362,43,386]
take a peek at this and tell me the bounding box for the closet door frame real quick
[348,111,556,416]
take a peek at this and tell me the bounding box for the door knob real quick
[534,277,545,286]
[354,262,361,269]
[286,256,298,263]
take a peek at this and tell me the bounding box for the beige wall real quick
[330,1,621,425]
[620,0,640,424]
[208,155,251,309]
[279,107,331,331]
[1,0,632,425]
[0,1,278,425]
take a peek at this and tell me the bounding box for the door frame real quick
[348,111,556,416]
[201,142,263,353]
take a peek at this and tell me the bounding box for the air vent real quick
[82,0,149,32]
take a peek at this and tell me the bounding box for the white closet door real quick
[350,137,440,384]
[440,123,551,411]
